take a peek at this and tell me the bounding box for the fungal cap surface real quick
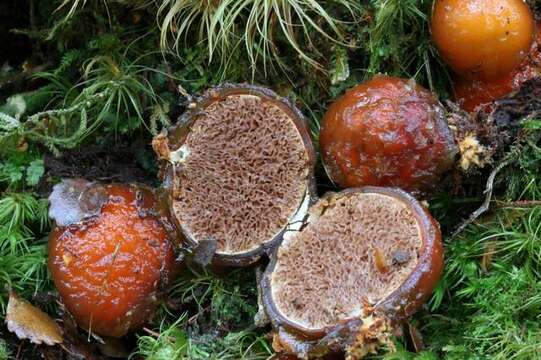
[431,0,535,81]
[454,21,541,112]
[48,182,175,337]
[320,76,457,193]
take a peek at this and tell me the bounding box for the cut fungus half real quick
[261,187,443,358]
[153,84,316,266]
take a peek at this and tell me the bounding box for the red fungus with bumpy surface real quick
[320,76,457,193]
[153,84,316,266]
[261,187,443,359]
[48,180,175,338]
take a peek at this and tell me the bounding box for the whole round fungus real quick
[261,187,443,358]
[319,75,457,194]
[153,84,316,266]
[431,0,535,81]
[48,181,175,338]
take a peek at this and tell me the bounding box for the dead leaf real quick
[6,291,63,346]
[481,241,498,273]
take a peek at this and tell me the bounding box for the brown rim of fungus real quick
[153,83,317,267]
[261,187,443,342]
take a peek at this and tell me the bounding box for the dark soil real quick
[42,138,158,196]
[492,77,541,128]
[0,1,32,66]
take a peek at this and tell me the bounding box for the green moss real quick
[0,147,50,313]
[135,320,271,360]
[141,267,271,359]
[0,338,10,360]
[417,136,541,359]
[0,189,50,312]
[366,0,451,94]
[165,267,259,331]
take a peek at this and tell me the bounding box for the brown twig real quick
[15,339,24,360]
[452,159,511,237]
[142,327,176,342]
[493,200,541,208]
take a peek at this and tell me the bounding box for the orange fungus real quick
[431,0,535,81]
[48,182,175,337]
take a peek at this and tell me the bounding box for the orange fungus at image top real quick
[319,76,457,193]
[431,0,535,81]
[48,184,175,338]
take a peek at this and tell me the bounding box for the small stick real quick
[142,327,161,338]
[452,159,511,237]
[15,339,24,360]
[493,200,541,208]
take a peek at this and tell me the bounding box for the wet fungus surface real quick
[431,0,535,81]
[454,22,541,112]
[153,84,316,266]
[48,181,175,338]
[319,76,457,194]
[261,187,443,357]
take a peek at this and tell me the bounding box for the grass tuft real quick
[367,0,450,93]
[135,318,272,360]
[57,0,364,75]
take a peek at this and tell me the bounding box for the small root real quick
[452,159,511,237]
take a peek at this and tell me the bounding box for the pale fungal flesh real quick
[171,94,310,255]
[270,192,423,331]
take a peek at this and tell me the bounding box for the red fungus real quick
[319,76,457,193]
[48,181,175,338]
[454,22,541,112]
[261,187,443,358]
